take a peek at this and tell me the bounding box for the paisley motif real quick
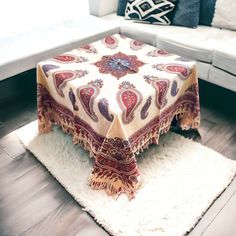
[130,39,145,50]
[53,54,88,63]
[146,49,170,57]
[171,80,179,97]
[53,70,88,97]
[141,96,152,120]
[79,44,97,53]
[98,98,114,122]
[152,63,192,80]
[69,88,78,111]
[117,82,142,124]
[42,64,59,77]
[102,35,118,49]
[144,76,170,109]
[53,54,76,63]
[77,79,103,122]
[53,70,77,97]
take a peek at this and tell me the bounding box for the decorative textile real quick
[117,0,129,16]
[199,0,216,26]
[37,34,200,199]
[17,121,236,236]
[212,0,236,31]
[171,0,200,28]
[125,0,177,25]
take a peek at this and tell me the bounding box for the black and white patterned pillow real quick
[125,0,177,25]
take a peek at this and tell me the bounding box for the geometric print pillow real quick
[125,0,178,25]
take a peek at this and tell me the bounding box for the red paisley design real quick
[153,80,170,108]
[130,39,145,50]
[79,44,97,53]
[77,80,103,122]
[145,76,170,109]
[94,52,144,79]
[53,54,77,63]
[147,49,170,57]
[117,82,142,124]
[53,70,77,97]
[53,70,88,97]
[53,54,88,63]
[102,35,118,49]
[153,63,192,80]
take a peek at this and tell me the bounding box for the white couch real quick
[89,0,236,92]
[0,2,119,81]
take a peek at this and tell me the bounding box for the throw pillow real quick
[212,0,236,31]
[117,0,129,16]
[171,0,200,28]
[199,0,216,26]
[125,0,178,25]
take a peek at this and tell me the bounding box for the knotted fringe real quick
[89,175,139,200]
[133,105,200,156]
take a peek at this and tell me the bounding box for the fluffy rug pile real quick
[16,121,236,236]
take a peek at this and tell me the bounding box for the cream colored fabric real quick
[37,34,200,198]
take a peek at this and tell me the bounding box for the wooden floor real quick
[0,70,236,236]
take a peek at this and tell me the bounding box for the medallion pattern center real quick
[94,52,144,79]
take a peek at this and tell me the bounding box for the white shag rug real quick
[16,121,236,236]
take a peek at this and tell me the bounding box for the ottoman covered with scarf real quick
[37,34,200,199]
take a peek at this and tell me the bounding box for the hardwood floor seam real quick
[200,184,236,236]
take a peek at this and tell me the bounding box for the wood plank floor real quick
[0,70,236,236]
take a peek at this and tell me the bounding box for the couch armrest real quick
[89,0,118,17]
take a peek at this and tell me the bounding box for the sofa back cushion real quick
[171,0,200,28]
[117,0,129,16]
[212,0,236,31]
[199,0,216,26]
[125,0,177,25]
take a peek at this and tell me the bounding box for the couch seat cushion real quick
[209,66,236,92]
[103,14,224,63]
[212,30,236,76]
[0,16,119,81]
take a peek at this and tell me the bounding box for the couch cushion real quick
[103,14,223,63]
[117,0,128,16]
[171,0,200,28]
[196,61,211,81]
[209,66,236,92]
[199,0,216,26]
[212,0,236,31]
[212,32,236,76]
[125,0,177,25]
[0,16,119,81]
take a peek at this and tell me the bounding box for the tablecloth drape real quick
[37,34,200,199]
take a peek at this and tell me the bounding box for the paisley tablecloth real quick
[37,34,200,199]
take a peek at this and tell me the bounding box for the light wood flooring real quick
[0,70,236,236]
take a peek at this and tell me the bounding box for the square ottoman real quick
[37,34,200,199]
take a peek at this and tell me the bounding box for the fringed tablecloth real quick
[37,34,200,199]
